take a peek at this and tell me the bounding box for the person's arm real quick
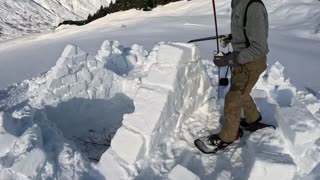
[238,3,269,64]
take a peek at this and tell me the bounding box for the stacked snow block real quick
[168,164,200,180]
[247,128,297,180]
[99,43,213,178]
[42,44,123,105]
[276,102,320,173]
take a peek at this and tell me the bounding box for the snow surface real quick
[1,40,320,179]
[0,0,320,179]
[0,0,319,93]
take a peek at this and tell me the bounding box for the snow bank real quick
[253,62,320,175]
[99,43,213,178]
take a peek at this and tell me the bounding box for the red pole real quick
[211,0,219,52]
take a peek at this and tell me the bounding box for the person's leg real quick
[219,66,248,142]
[219,60,267,142]
[242,60,267,123]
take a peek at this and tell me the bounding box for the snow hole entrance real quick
[45,93,135,162]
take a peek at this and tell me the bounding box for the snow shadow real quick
[275,89,294,107]
[104,47,135,76]
[305,86,320,99]
[255,97,278,127]
[44,93,135,161]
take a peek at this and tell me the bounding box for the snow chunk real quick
[248,152,296,180]
[276,102,320,147]
[276,102,320,173]
[11,148,46,178]
[168,164,200,180]
[99,151,129,180]
[110,127,145,164]
[247,128,287,154]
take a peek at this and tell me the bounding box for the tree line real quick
[58,0,182,27]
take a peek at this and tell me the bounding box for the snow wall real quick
[0,41,213,179]
[98,43,214,179]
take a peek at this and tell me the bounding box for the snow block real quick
[168,164,200,180]
[70,81,87,96]
[99,151,129,180]
[296,138,320,173]
[143,64,178,91]
[76,68,92,82]
[61,74,77,85]
[248,152,296,180]
[10,148,46,178]
[276,102,320,147]
[122,87,170,135]
[157,44,185,66]
[247,128,286,154]
[110,127,145,164]
[61,45,77,58]
[1,169,31,180]
[276,102,320,173]
[53,85,70,98]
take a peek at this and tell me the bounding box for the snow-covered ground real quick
[0,0,319,92]
[0,0,320,179]
[0,0,113,41]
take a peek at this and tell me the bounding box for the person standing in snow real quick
[211,0,269,148]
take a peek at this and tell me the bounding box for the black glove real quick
[213,51,240,67]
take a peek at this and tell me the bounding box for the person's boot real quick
[208,129,243,149]
[240,114,262,129]
[240,115,275,132]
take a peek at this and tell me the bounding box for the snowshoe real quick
[194,129,243,154]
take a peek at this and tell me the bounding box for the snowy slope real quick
[0,0,113,41]
[0,0,319,92]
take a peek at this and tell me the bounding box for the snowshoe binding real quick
[240,115,276,132]
[194,129,243,154]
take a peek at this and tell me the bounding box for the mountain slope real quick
[0,0,112,41]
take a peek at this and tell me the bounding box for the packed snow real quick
[0,0,320,179]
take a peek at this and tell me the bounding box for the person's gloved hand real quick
[220,34,232,48]
[213,51,240,67]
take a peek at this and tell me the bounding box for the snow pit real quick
[27,44,137,162]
